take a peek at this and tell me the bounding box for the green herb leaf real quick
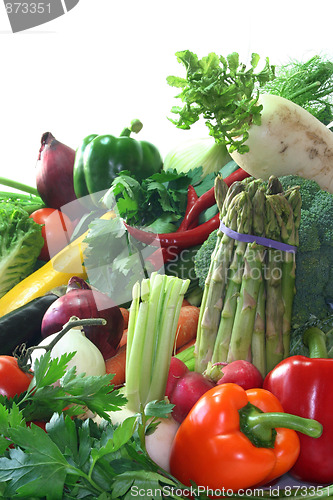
[0,425,71,499]
[167,50,275,153]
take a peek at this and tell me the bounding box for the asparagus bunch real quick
[195,175,301,377]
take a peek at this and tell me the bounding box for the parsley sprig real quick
[1,350,126,426]
[167,50,275,154]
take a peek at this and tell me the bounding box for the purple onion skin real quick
[41,289,124,360]
[36,132,83,219]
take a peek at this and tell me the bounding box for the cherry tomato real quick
[30,208,74,261]
[0,356,32,398]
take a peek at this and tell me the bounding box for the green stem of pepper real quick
[303,326,328,359]
[239,402,323,449]
[120,119,143,137]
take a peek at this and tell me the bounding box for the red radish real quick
[36,132,82,218]
[41,277,124,360]
[165,357,189,397]
[165,357,215,423]
[216,360,263,390]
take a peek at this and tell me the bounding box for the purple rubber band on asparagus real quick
[219,221,297,254]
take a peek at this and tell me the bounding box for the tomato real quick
[30,208,74,261]
[0,356,32,398]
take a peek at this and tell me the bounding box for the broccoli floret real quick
[194,229,219,289]
[277,175,333,327]
[290,314,333,357]
[279,174,321,210]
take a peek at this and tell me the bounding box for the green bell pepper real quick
[73,120,163,206]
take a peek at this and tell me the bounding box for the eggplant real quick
[0,294,59,355]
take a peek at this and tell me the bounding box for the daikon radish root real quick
[230,94,333,193]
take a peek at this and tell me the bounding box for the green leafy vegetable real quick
[0,204,44,298]
[102,167,214,231]
[0,192,45,215]
[260,55,333,125]
[167,50,275,153]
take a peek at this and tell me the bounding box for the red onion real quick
[36,132,81,218]
[41,277,124,360]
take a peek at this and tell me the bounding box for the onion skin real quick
[41,288,124,360]
[36,132,79,214]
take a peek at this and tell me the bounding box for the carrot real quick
[119,307,130,329]
[105,344,126,387]
[174,305,199,350]
[176,338,196,354]
[182,298,192,307]
[119,328,128,348]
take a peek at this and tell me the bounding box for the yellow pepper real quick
[0,211,115,317]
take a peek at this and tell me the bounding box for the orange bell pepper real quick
[169,383,322,492]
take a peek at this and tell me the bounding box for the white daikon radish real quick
[230,94,333,193]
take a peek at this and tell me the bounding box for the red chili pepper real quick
[177,185,199,231]
[145,185,198,270]
[181,167,250,231]
[125,213,219,250]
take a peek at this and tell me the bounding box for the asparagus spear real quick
[195,183,246,373]
[280,186,302,356]
[250,186,267,376]
[252,279,266,376]
[194,177,229,362]
[226,191,267,364]
[211,190,253,363]
[264,194,285,372]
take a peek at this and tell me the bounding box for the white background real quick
[0,0,332,190]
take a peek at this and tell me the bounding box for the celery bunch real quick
[125,272,190,412]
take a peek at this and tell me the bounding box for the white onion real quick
[145,416,180,472]
[30,327,106,377]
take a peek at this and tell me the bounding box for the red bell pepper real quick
[169,383,322,492]
[264,325,333,484]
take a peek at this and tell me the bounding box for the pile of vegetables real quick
[0,49,333,498]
